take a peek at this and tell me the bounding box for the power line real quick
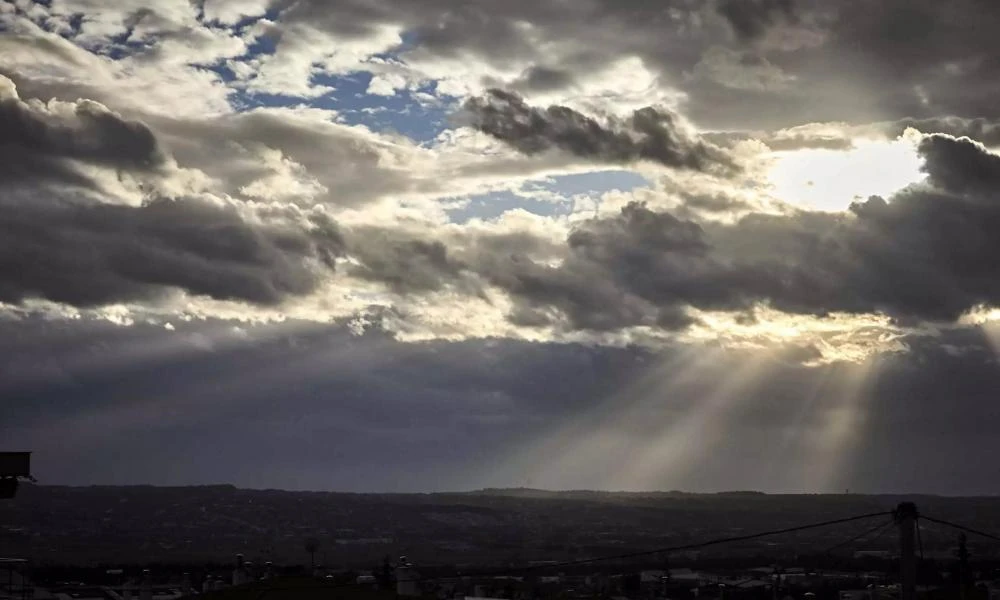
[820,518,895,555]
[919,515,1000,543]
[418,510,892,581]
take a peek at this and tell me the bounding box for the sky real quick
[5,0,1000,494]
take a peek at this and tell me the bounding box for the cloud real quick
[0,8,234,116]
[3,314,1000,493]
[715,0,798,42]
[145,106,421,208]
[688,46,795,92]
[201,0,270,25]
[508,65,577,93]
[344,227,468,295]
[6,0,1000,497]
[0,75,166,183]
[799,1,1000,122]
[12,0,1000,133]
[917,133,1000,193]
[683,1,1000,130]
[452,134,1000,332]
[0,195,345,307]
[464,89,738,173]
[0,74,349,309]
[704,123,860,152]
[4,0,1000,340]
[708,116,1000,154]
[886,116,1000,147]
[474,202,781,332]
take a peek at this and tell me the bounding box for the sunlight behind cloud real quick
[767,136,924,212]
[683,308,908,366]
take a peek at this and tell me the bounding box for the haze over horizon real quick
[5,0,1000,495]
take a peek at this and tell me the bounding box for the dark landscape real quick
[3,486,998,567]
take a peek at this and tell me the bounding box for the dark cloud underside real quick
[0,77,166,184]
[464,89,737,173]
[0,75,346,307]
[0,197,344,306]
[4,316,1000,493]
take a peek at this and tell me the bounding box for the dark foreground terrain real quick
[2,485,998,566]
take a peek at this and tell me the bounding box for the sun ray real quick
[760,362,839,491]
[607,348,783,490]
[491,345,720,490]
[799,360,877,492]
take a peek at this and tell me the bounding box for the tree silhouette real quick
[304,537,320,569]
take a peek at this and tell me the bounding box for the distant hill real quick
[0,485,996,566]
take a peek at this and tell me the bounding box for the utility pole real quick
[957,532,969,600]
[895,502,918,600]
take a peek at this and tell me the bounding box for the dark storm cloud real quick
[0,315,648,491]
[0,196,345,307]
[4,314,1000,493]
[344,228,467,295]
[0,77,166,183]
[464,89,738,173]
[477,203,795,331]
[0,75,349,308]
[481,249,668,332]
[682,1,1000,128]
[716,0,798,42]
[508,66,576,93]
[917,133,1000,194]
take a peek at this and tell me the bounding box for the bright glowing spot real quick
[768,137,924,211]
[683,307,907,365]
[959,305,1000,326]
[960,306,1000,357]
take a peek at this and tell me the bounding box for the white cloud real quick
[201,0,270,25]
[233,21,404,98]
[0,14,234,115]
[366,72,407,96]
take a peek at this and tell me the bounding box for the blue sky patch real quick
[315,72,457,143]
[446,190,573,224]
[447,170,652,223]
[525,170,651,197]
